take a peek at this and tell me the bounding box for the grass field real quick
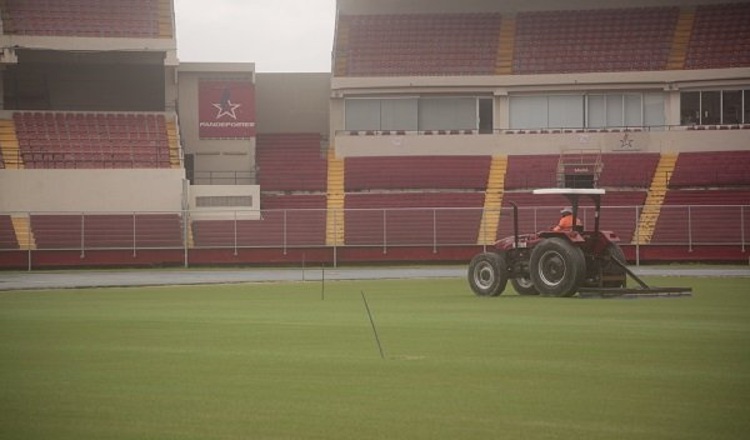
[1,276,749,439]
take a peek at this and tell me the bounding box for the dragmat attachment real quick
[578,258,693,299]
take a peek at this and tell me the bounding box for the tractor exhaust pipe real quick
[509,201,519,249]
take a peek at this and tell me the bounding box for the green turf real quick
[1,276,749,440]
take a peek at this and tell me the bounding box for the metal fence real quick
[2,204,748,266]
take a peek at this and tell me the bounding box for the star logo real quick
[619,133,634,149]
[212,87,241,120]
[213,100,241,120]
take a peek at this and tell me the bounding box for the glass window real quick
[345,99,380,131]
[745,90,750,124]
[643,93,665,128]
[680,92,700,125]
[701,91,721,125]
[587,95,606,129]
[478,98,494,134]
[509,95,547,129]
[624,94,642,127]
[380,98,418,131]
[606,95,624,127]
[418,97,476,131]
[548,95,583,129]
[722,90,742,125]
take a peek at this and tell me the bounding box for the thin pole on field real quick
[360,291,385,359]
[321,264,325,301]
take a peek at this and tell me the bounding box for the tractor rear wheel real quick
[468,252,508,297]
[511,276,539,295]
[529,238,586,297]
[601,243,627,288]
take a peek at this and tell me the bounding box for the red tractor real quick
[468,188,691,298]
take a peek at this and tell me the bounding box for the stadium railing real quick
[1,204,748,269]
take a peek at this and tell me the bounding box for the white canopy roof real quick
[532,188,606,195]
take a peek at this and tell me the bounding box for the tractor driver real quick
[553,207,583,232]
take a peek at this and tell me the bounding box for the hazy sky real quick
[173,0,336,72]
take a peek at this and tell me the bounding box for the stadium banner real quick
[198,79,256,139]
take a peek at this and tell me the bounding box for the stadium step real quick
[166,120,181,168]
[158,0,174,38]
[11,215,36,250]
[0,119,24,169]
[633,152,678,244]
[667,7,696,70]
[333,16,350,76]
[477,155,507,245]
[325,149,345,246]
[495,15,516,75]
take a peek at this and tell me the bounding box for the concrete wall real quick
[255,72,331,135]
[334,129,750,157]
[337,0,746,14]
[0,169,185,213]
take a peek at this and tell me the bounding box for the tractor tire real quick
[601,243,627,288]
[468,252,508,297]
[529,238,586,297]
[511,276,539,295]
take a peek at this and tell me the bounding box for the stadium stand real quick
[685,3,750,69]
[344,192,485,246]
[344,156,491,191]
[0,215,19,249]
[336,13,502,76]
[513,7,679,74]
[30,214,183,249]
[256,134,328,192]
[598,153,661,188]
[504,155,559,189]
[13,112,172,169]
[190,194,327,249]
[1,0,166,38]
[669,150,750,188]
[652,189,750,245]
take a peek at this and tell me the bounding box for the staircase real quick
[666,7,695,70]
[325,149,345,246]
[333,16,350,76]
[495,15,516,75]
[0,119,23,169]
[632,153,678,245]
[166,120,181,168]
[477,156,507,245]
[158,0,174,38]
[185,218,195,249]
[11,215,36,250]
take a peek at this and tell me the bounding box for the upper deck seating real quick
[685,3,750,69]
[514,7,679,74]
[345,155,491,191]
[669,151,750,188]
[339,13,502,76]
[13,112,170,169]
[2,0,161,38]
[256,134,327,192]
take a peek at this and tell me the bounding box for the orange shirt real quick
[554,214,582,232]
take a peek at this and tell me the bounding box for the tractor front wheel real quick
[511,276,539,295]
[468,252,508,297]
[530,238,585,297]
